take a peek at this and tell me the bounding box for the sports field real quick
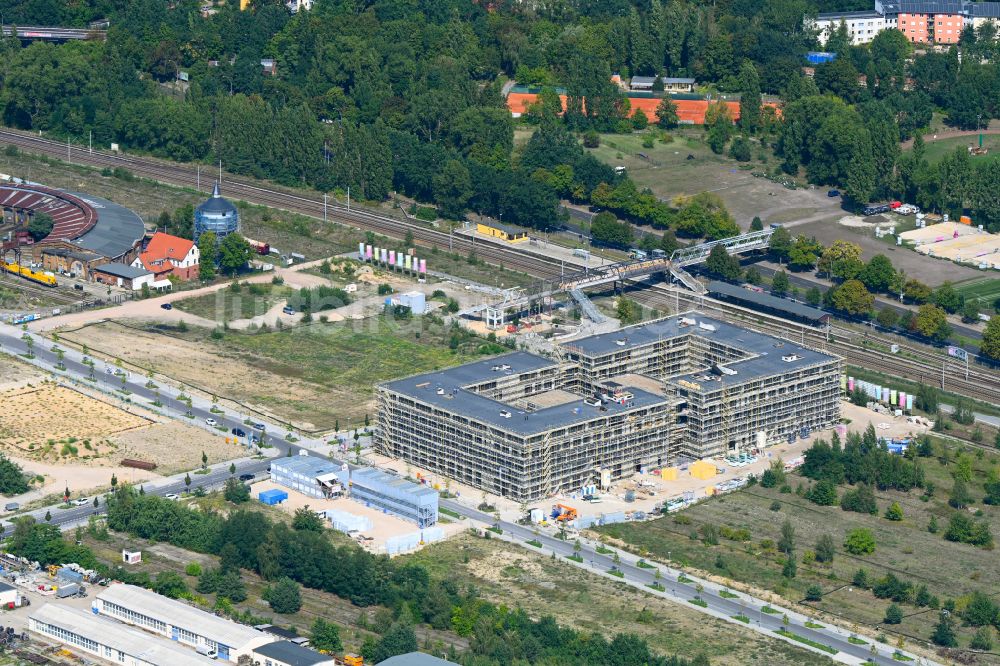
[954,278,1000,310]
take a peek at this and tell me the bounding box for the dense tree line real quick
[799,426,925,492]
[1,0,998,234]
[103,487,704,665]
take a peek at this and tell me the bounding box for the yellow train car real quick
[476,222,528,243]
[3,261,57,287]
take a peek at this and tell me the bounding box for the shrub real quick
[883,603,903,625]
[884,502,904,521]
[805,585,823,601]
[844,528,876,555]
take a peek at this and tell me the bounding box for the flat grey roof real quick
[663,77,695,84]
[351,467,437,499]
[382,352,665,436]
[253,641,329,666]
[565,314,838,387]
[30,604,218,664]
[271,455,341,477]
[94,262,151,279]
[707,281,828,322]
[817,10,882,19]
[69,192,145,260]
[97,584,268,649]
[0,581,15,592]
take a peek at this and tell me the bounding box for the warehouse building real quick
[376,314,840,500]
[29,604,219,665]
[93,584,274,661]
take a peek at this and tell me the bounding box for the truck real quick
[55,583,82,598]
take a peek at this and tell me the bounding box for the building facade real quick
[93,584,274,662]
[348,467,438,528]
[376,315,840,501]
[92,263,155,291]
[812,10,888,45]
[812,1,1000,45]
[29,604,218,666]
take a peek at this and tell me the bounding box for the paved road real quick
[0,323,937,665]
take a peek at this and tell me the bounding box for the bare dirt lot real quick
[0,353,46,390]
[0,377,245,501]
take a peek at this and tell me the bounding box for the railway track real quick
[652,287,1000,403]
[2,127,997,404]
[0,272,79,305]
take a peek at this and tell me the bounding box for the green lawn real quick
[174,283,292,321]
[211,316,495,417]
[914,134,1000,165]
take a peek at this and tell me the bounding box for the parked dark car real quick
[827,189,840,197]
[160,303,173,310]
[231,428,246,438]
[239,473,254,482]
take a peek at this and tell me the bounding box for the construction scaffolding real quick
[375,313,840,500]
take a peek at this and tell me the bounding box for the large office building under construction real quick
[376,314,841,501]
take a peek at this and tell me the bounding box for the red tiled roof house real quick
[131,232,200,281]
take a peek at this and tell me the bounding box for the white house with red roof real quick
[131,232,200,281]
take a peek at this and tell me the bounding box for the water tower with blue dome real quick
[193,182,239,244]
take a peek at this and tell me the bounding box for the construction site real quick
[375,313,841,501]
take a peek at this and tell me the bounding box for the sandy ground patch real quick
[0,381,245,504]
[2,452,160,505]
[0,383,149,460]
[0,354,47,391]
[108,419,247,475]
[837,215,879,229]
